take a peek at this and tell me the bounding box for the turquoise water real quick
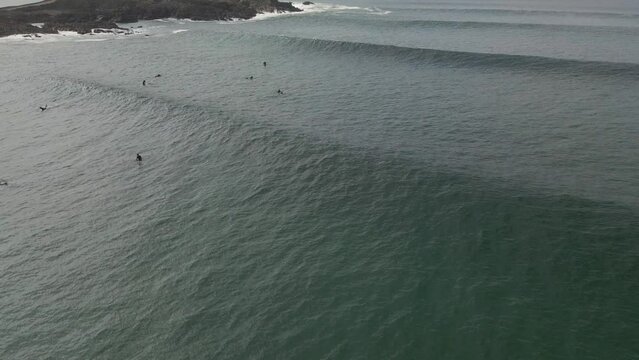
[1,1,639,358]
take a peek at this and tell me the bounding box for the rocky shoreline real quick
[0,0,301,38]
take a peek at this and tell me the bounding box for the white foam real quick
[291,2,390,16]
[0,27,144,44]
[156,18,186,24]
[172,29,188,34]
[0,32,73,43]
[75,38,109,42]
[219,2,391,24]
[367,7,392,15]
[254,2,361,20]
[58,30,80,36]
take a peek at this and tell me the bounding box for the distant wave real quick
[387,6,639,19]
[307,14,639,32]
[352,18,639,32]
[236,33,639,77]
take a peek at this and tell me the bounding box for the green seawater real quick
[1,1,639,358]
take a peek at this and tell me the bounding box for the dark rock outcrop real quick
[41,21,128,34]
[0,19,42,37]
[0,0,302,37]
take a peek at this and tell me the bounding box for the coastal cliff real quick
[0,0,301,37]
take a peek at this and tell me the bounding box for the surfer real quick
[136,153,142,162]
[142,80,146,86]
[277,89,284,95]
[0,180,7,186]
[39,104,47,111]
[155,74,161,78]
[263,61,267,67]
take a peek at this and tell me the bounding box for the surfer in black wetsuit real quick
[263,61,267,67]
[155,74,161,78]
[39,104,47,111]
[142,80,146,86]
[277,89,284,95]
[136,153,142,162]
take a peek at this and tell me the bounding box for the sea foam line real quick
[219,2,390,23]
[0,27,146,44]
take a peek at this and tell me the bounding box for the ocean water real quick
[1,1,639,358]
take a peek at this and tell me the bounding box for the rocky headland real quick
[0,0,301,37]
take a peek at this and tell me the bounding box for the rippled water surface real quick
[1,0,639,359]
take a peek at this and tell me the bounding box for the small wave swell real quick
[351,17,639,32]
[243,33,639,77]
[387,6,639,19]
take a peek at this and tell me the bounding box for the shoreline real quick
[0,0,57,11]
[0,0,303,38]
